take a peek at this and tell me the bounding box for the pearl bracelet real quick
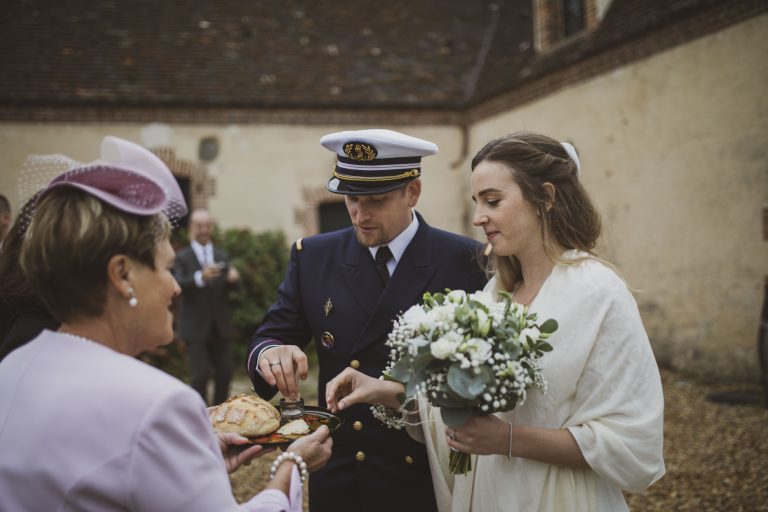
[269,451,309,484]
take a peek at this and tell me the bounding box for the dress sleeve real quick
[565,282,665,493]
[128,387,300,511]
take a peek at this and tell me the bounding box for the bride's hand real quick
[446,415,509,456]
[325,368,404,413]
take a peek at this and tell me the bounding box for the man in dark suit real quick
[246,129,488,512]
[174,209,240,405]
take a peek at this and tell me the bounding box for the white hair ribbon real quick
[560,142,581,177]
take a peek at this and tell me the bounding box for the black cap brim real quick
[326,176,417,196]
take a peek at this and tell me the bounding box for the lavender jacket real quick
[0,330,300,511]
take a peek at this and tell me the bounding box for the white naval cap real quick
[320,129,438,195]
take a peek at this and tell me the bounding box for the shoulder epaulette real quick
[295,238,304,251]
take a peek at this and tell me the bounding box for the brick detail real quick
[470,0,768,122]
[151,147,212,211]
[533,0,599,53]
[294,186,344,236]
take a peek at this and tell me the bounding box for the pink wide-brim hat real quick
[23,136,187,221]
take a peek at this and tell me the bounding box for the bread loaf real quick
[211,394,280,436]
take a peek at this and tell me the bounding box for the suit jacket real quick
[0,330,301,511]
[174,244,236,342]
[247,212,488,512]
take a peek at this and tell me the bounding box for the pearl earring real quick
[128,287,138,308]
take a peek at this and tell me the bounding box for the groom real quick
[246,129,488,512]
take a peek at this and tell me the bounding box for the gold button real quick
[353,421,363,431]
[405,455,414,464]
[350,359,360,369]
[355,451,366,462]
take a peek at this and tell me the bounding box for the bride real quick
[326,132,665,512]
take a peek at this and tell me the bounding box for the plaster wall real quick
[467,15,768,380]
[0,124,467,242]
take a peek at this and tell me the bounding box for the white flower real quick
[465,337,492,362]
[447,289,467,303]
[401,305,431,331]
[430,331,462,359]
[430,303,458,326]
[470,291,495,309]
[520,327,540,344]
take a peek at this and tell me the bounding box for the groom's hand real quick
[259,345,308,400]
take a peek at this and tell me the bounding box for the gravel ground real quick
[229,368,768,511]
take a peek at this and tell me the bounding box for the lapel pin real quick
[323,297,334,317]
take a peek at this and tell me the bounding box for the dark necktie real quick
[375,245,393,285]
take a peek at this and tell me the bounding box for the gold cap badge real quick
[343,141,377,161]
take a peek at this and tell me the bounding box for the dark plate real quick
[242,406,342,448]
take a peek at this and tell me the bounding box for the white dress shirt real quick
[191,239,215,287]
[367,208,419,277]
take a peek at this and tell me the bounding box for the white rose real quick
[403,304,434,332]
[466,337,492,362]
[430,303,457,326]
[430,334,461,360]
[447,289,467,303]
[430,339,453,360]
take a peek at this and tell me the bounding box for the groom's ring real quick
[449,431,456,441]
[269,361,282,367]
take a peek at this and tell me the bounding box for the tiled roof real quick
[469,0,766,105]
[0,0,763,116]
[0,0,501,109]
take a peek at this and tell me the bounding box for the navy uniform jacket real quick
[247,212,487,512]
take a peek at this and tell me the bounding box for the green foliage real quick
[150,226,291,380]
[218,228,289,363]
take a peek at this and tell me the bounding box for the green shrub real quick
[219,228,289,362]
[146,227,292,380]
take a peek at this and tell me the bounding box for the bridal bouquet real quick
[372,289,557,474]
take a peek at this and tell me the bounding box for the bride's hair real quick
[471,131,602,293]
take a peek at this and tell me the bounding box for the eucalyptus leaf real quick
[540,319,558,334]
[432,385,471,408]
[412,352,434,373]
[447,365,488,400]
[382,372,403,384]
[405,377,421,397]
[389,359,412,383]
[440,407,474,427]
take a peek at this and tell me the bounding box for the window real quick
[563,0,586,37]
[534,0,597,52]
[318,202,351,233]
